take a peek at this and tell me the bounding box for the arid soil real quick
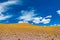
[0,23,60,40]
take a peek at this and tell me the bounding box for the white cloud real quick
[18,21,28,23]
[0,0,20,21]
[58,24,60,26]
[50,24,60,26]
[41,15,52,24]
[56,10,60,16]
[18,21,24,23]
[33,17,42,24]
[18,10,37,22]
[0,0,18,14]
[32,16,51,24]
[41,18,51,24]
[18,9,52,24]
[45,15,52,18]
[0,0,17,6]
[0,15,12,20]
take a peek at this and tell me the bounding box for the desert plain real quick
[0,23,60,40]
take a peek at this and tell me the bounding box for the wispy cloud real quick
[50,24,60,26]
[45,15,52,18]
[0,0,21,21]
[18,9,52,24]
[0,0,19,14]
[0,15,12,20]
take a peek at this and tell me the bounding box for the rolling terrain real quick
[0,23,60,40]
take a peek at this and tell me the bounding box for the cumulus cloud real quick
[32,16,51,24]
[18,10,37,22]
[56,10,60,16]
[41,18,51,24]
[18,9,52,24]
[33,17,42,24]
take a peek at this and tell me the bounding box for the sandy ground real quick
[0,23,60,40]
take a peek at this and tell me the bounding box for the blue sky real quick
[0,0,60,26]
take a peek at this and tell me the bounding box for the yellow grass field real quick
[0,23,60,40]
